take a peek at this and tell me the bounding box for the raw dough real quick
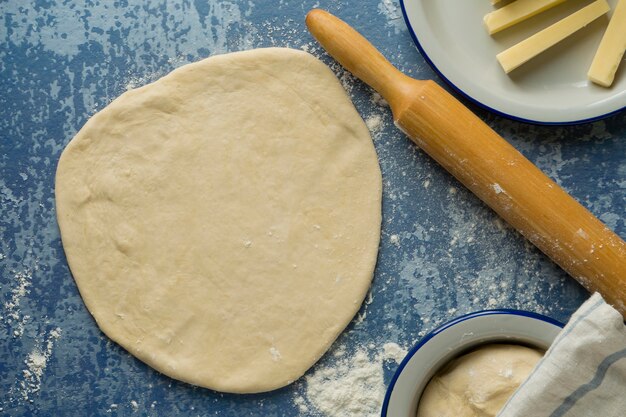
[416,344,543,417]
[55,48,382,393]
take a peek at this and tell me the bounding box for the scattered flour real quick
[492,183,505,194]
[333,63,358,94]
[389,234,400,247]
[124,71,163,91]
[377,0,405,34]
[296,342,407,416]
[3,269,33,338]
[17,327,62,402]
[294,395,310,414]
[270,347,282,362]
[167,54,192,68]
[365,114,384,134]
[382,342,408,363]
[370,92,389,108]
[355,310,368,324]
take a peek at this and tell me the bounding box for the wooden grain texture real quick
[306,8,626,316]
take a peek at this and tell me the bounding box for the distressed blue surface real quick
[1,1,624,416]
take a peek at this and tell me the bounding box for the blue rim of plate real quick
[397,0,626,126]
[380,309,564,417]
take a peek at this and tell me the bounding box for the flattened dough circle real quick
[55,48,382,393]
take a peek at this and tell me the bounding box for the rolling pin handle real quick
[305,9,415,111]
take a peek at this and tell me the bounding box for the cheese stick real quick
[588,0,626,87]
[497,0,610,73]
[485,0,567,35]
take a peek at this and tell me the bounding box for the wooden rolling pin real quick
[305,9,626,317]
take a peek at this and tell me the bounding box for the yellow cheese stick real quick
[588,0,626,87]
[484,0,567,35]
[497,0,610,73]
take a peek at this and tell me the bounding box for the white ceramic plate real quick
[399,0,626,124]
[381,310,563,417]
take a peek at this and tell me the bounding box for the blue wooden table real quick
[1,1,624,416]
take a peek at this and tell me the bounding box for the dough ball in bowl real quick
[416,344,543,417]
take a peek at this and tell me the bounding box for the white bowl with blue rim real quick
[382,310,564,417]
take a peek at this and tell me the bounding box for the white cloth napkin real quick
[498,293,626,417]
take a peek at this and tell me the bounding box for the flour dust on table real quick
[294,342,407,417]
